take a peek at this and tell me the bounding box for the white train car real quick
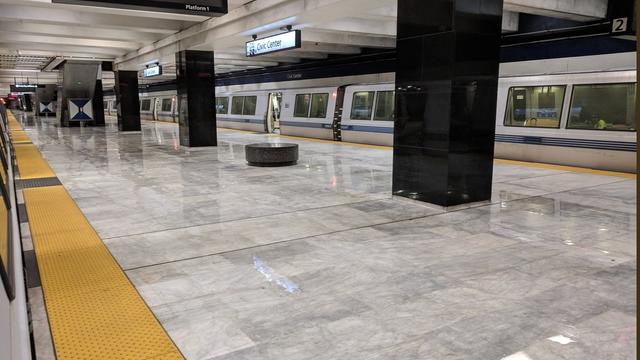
[102,53,636,172]
[495,70,636,172]
[104,91,177,122]
[341,83,394,146]
[280,86,339,140]
[216,91,268,132]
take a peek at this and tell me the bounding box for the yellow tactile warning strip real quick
[8,111,184,360]
[23,186,182,360]
[10,130,32,144]
[23,186,183,360]
[13,143,55,180]
[7,111,24,131]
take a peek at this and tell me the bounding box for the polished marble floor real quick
[21,114,636,360]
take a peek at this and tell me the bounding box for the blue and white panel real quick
[39,102,54,114]
[69,99,93,121]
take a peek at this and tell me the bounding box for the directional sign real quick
[52,0,228,16]
[246,31,301,57]
[144,65,163,78]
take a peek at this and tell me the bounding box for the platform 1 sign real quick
[52,0,228,16]
[246,31,301,57]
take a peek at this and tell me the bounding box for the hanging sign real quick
[52,0,228,16]
[144,65,163,78]
[10,84,41,93]
[246,31,301,57]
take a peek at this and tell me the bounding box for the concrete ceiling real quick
[0,0,611,89]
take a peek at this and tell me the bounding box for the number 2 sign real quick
[611,18,628,33]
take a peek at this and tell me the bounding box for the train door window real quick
[504,86,565,128]
[351,91,375,120]
[161,98,172,112]
[567,83,636,131]
[309,94,329,118]
[140,99,151,111]
[103,101,108,110]
[294,94,311,117]
[373,91,395,121]
[111,101,117,110]
[216,97,229,114]
[231,96,244,115]
[242,96,257,116]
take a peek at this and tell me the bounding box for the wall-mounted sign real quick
[144,65,163,78]
[69,99,93,121]
[10,84,42,93]
[246,30,301,57]
[52,0,228,16]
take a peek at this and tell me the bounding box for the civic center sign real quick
[246,31,302,57]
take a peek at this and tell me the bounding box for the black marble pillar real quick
[92,79,105,126]
[114,71,141,131]
[393,0,503,207]
[176,50,216,147]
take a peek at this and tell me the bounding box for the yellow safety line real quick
[24,186,183,360]
[10,131,32,143]
[13,143,55,179]
[8,111,184,360]
[494,158,637,179]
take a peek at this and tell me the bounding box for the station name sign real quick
[143,65,163,78]
[52,0,228,16]
[246,31,301,57]
[10,84,43,93]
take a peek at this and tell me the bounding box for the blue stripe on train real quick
[495,134,636,152]
[218,117,264,125]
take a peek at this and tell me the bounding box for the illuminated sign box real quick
[10,84,42,93]
[144,65,163,78]
[52,0,228,16]
[246,31,301,57]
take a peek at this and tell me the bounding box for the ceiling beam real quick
[504,0,608,21]
[0,22,164,42]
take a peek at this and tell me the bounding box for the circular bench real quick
[245,143,299,167]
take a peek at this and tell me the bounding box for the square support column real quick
[92,79,105,126]
[393,0,503,207]
[114,71,141,131]
[176,50,217,147]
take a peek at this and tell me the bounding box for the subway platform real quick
[14,112,636,360]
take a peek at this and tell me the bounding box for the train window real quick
[140,99,151,111]
[294,94,311,117]
[231,97,244,115]
[309,94,329,118]
[567,83,636,131]
[216,97,229,114]
[351,91,375,120]
[243,96,257,116]
[103,101,108,110]
[161,99,172,112]
[373,91,395,121]
[504,86,565,128]
[111,102,117,110]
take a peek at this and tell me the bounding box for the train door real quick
[266,93,282,134]
[332,86,346,141]
[172,96,177,123]
[153,98,161,121]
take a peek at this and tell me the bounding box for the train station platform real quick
[12,112,636,360]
